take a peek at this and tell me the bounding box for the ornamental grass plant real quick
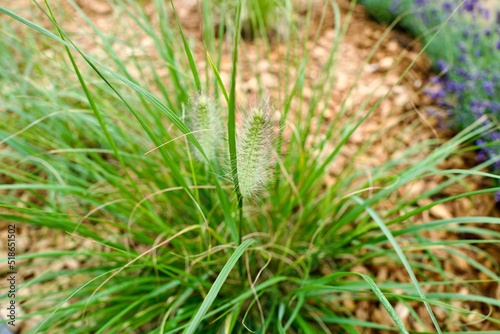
[0,0,499,333]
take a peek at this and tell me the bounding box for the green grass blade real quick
[227,0,243,203]
[169,0,201,92]
[206,50,229,104]
[183,238,255,334]
[356,273,409,334]
[352,195,442,333]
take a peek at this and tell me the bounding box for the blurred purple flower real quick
[446,80,457,91]
[463,0,478,12]
[424,88,446,100]
[456,68,469,78]
[429,75,445,84]
[442,2,453,12]
[471,100,487,116]
[420,12,430,25]
[495,191,500,203]
[483,81,495,96]
[390,0,402,14]
[476,149,487,162]
[437,59,448,72]
[455,82,466,93]
[491,102,500,112]
[491,131,500,141]
[493,159,500,170]
[480,8,490,20]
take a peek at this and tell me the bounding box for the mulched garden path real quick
[2,0,499,332]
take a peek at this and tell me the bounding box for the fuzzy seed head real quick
[236,104,276,199]
[187,93,222,163]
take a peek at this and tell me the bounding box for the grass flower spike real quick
[236,103,276,199]
[187,93,222,163]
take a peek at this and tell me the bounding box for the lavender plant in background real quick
[417,1,500,199]
[361,0,500,200]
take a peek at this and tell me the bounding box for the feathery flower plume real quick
[236,103,276,199]
[187,93,222,163]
